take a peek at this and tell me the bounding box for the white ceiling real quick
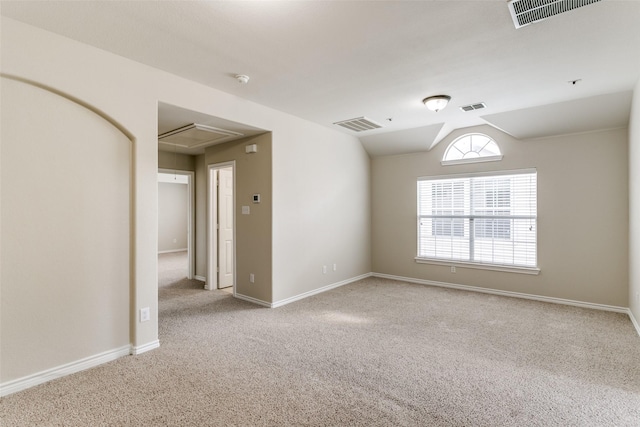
[3,1,640,156]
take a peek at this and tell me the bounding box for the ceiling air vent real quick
[460,102,487,112]
[333,117,383,132]
[158,123,243,149]
[508,0,602,29]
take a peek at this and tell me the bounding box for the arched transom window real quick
[442,133,503,165]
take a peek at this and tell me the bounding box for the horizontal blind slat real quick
[418,171,537,268]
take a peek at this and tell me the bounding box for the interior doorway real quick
[207,162,236,292]
[158,169,195,280]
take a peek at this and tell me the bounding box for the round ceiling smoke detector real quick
[235,74,250,84]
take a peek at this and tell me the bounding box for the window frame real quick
[441,133,503,166]
[416,169,539,275]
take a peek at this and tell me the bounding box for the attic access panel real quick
[158,123,244,149]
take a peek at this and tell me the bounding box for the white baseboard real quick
[234,293,272,307]
[232,273,373,309]
[0,345,131,397]
[194,275,206,283]
[157,248,188,254]
[271,273,373,308]
[131,339,160,355]
[372,273,629,314]
[629,309,640,338]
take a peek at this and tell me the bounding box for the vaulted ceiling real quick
[3,1,639,156]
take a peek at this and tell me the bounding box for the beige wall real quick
[158,182,189,252]
[630,78,640,323]
[372,125,629,307]
[2,18,163,355]
[1,77,131,382]
[205,133,273,302]
[271,121,372,303]
[158,150,195,172]
[2,17,371,388]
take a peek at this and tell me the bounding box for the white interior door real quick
[218,167,234,288]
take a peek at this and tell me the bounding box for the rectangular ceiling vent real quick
[508,0,601,29]
[333,117,383,132]
[460,102,487,112]
[158,123,243,149]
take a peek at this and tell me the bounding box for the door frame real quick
[207,161,236,292]
[158,168,195,280]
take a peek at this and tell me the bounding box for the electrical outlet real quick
[636,292,639,303]
[333,263,337,272]
[322,265,327,274]
[450,266,456,273]
[140,307,150,322]
[250,273,255,283]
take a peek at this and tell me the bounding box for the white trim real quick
[372,273,629,313]
[157,248,188,254]
[441,155,503,166]
[442,133,503,165]
[233,273,373,308]
[194,275,206,283]
[271,273,373,308]
[130,339,160,355]
[234,293,272,308]
[629,309,640,338]
[415,257,540,275]
[418,167,537,181]
[0,345,131,397]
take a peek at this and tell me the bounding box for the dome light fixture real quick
[423,95,451,112]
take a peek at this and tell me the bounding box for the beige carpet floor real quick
[157,250,203,290]
[1,255,639,426]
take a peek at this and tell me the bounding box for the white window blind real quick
[417,170,537,268]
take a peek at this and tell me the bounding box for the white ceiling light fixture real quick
[423,95,451,112]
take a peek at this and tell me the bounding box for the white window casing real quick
[442,133,503,166]
[417,169,538,274]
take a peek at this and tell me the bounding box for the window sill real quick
[441,155,503,166]
[414,257,540,275]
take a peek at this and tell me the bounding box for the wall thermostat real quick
[252,194,261,203]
